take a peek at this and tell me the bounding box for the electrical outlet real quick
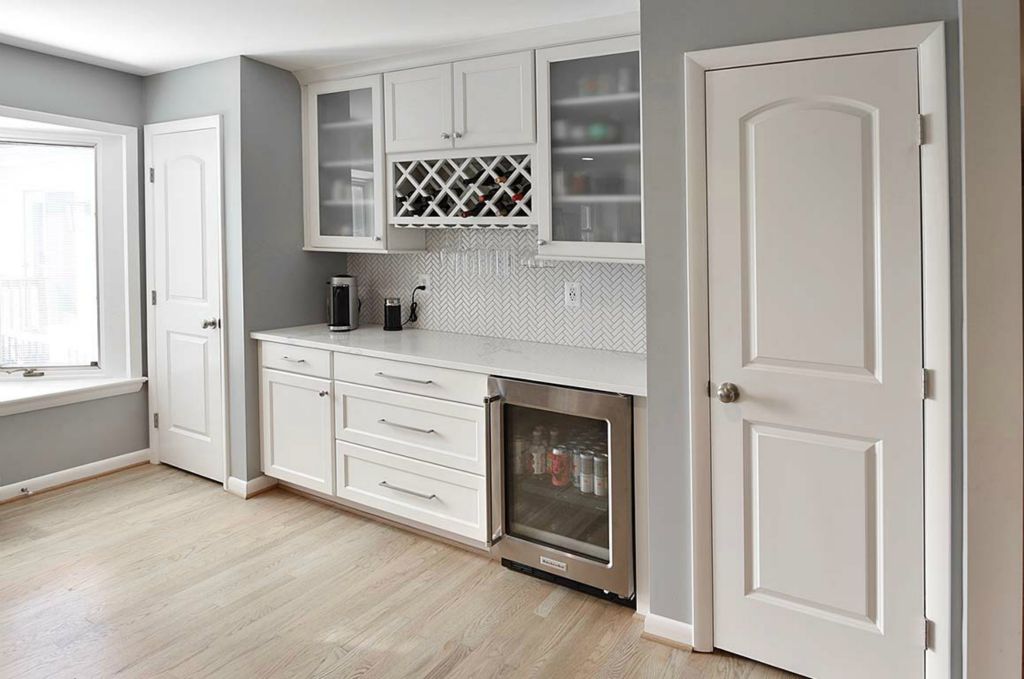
[564,281,581,309]
[415,273,431,297]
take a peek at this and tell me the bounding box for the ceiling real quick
[0,0,637,76]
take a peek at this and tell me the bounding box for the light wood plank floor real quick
[0,464,795,678]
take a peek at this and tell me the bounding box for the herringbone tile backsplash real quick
[346,229,646,354]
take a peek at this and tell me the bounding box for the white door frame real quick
[144,115,230,489]
[682,22,952,677]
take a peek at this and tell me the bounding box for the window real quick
[0,106,141,415]
[0,142,99,370]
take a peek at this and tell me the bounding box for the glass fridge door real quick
[503,403,613,563]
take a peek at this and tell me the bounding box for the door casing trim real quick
[143,115,230,488]
[681,22,951,679]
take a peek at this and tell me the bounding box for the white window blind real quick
[0,142,99,369]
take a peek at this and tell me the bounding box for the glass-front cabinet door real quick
[535,36,643,262]
[304,75,386,251]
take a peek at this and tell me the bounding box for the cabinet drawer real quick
[261,342,331,378]
[335,381,485,475]
[333,352,488,405]
[336,441,487,542]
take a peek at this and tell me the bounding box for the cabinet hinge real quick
[149,167,155,183]
[151,290,157,306]
[917,114,927,146]
[922,368,932,400]
[153,413,159,428]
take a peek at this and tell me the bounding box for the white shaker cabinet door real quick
[453,51,535,148]
[384,64,453,153]
[260,368,333,493]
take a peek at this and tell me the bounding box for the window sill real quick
[0,376,146,417]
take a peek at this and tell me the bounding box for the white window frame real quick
[0,105,143,414]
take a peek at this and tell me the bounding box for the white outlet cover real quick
[564,281,581,309]
[416,273,431,296]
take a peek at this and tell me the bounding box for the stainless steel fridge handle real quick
[485,393,505,547]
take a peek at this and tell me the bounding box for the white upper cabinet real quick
[385,51,536,153]
[304,74,424,253]
[384,64,454,154]
[453,52,535,148]
[535,36,644,262]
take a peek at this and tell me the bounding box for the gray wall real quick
[640,0,962,637]
[143,57,344,482]
[0,43,148,485]
[238,57,346,480]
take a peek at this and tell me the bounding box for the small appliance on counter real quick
[383,297,403,331]
[327,274,359,332]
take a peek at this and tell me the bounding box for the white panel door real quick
[384,64,453,153]
[453,51,535,148]
[706,50,923,678]
[148,118,225,482]
[260,368,333,493]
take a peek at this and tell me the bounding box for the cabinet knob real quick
[537,238,547,246]
[453,131,463,140]
[373,235,382,241]
[318,390,329,397]
[440,132,451,140]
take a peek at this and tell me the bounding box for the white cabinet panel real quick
[384,64,453,153]
[453,51,535,148]
[336,440,488,542]
[335,381,486,474]
[304,75,424,253]
[535,36,643,262]
[260,368,333,493]
[332,351,488,405]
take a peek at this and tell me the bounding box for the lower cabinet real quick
[260,368,333,493]
[336,440,488,542]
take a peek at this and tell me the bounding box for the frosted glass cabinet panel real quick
[536,36,643,262]
[304,75,386,251]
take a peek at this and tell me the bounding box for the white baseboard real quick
[0,448,151,502]
[226,474,277,499]
[642,613,694,648]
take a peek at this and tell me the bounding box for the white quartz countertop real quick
[251,324,647,396]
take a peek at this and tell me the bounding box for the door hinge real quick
[917,114,927,146]
[922,368,932,400]
[153,413,159,428]
[706,380,712,397]
[149,167,155,183]
[151,290,157,306]
[924,617,934,650]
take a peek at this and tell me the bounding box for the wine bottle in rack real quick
[507,180,530,202]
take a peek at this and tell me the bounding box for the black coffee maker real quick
[327,275,359,332]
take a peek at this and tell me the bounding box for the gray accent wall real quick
[238,57,346,481]
[639,0,962,641]
[143,57,344,482]
[0,43,148,486]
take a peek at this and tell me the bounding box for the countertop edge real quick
[250,330,647,397]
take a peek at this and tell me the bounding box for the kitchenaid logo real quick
[539,555,567,572]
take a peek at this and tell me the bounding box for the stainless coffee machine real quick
[327,275,359,332]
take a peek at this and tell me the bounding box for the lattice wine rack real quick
[390,154,534,228]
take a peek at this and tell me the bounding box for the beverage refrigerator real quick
[487,377,634,601]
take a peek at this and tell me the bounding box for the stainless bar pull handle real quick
[378,418,435,434]
[281,356,307,363]
[374,371,433,385]
[379,480,437,500]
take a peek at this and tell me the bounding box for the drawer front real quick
[333,352,488,405]
[261,342,331,378]
[336,441,487,542]
[335,381,486,475]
